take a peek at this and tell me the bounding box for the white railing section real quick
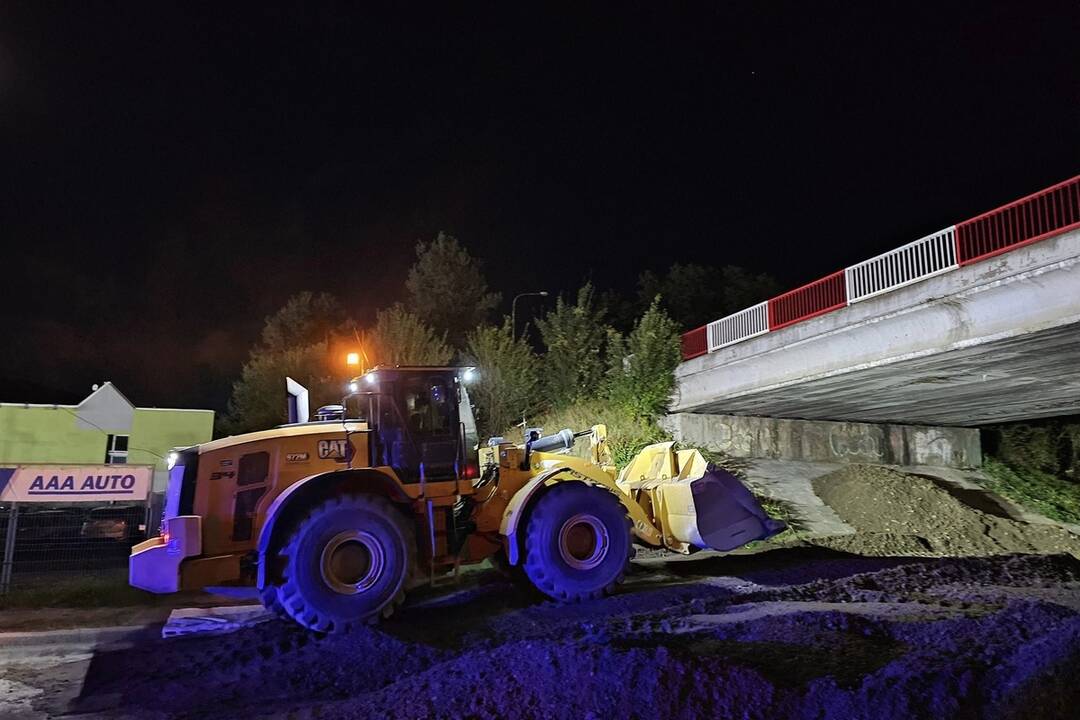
[845,226,958,304]
[706,301,770,352]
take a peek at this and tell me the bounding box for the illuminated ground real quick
[4,548,1080,720]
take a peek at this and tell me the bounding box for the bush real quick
[606,297,681,419]
[464,322,542,439]
[535,284,609,406]
[981,458,1080,526]
[504,398,669,470]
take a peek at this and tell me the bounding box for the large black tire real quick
[258,583,289,620]
[522,483,632,601]
[491,547,529,586]
[277,494,415,633]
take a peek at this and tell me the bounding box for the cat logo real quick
[317,440,348,460]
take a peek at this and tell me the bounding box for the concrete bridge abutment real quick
[662,412,982,469]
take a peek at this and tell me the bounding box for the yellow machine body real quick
[131,367,781,600]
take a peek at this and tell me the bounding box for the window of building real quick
[104,434,129,464]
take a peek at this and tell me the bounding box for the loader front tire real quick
[522,483,631,602]
[277,493,414,633]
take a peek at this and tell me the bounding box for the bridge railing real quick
[767,270,847,330]
[956,175,1080,265]
[707,301,769,352]
[846,227,957,303]
[681,325,708,359]
[680,173,1080,361]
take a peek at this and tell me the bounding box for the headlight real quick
[348,382,359,393]
[462,367,477,383]
[165,451,179,470]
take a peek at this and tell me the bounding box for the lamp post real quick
[511,291,549,341]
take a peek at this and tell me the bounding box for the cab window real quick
[402,377,453,436]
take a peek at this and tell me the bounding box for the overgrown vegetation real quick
[509,398,670,469]
[219,231,777,448]
[978,418,1080,526]
[981,457,1080,526]
[464,322,542,439]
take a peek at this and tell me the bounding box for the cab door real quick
[378,372,461,484]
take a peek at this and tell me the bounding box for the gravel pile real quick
[810,465,1080,557]
[72,553,1080,720]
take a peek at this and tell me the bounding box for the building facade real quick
[0,382,213,491]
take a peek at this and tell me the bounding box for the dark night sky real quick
[1,2,1077,411]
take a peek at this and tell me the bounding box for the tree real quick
[362,304,453,368]
[535,283,610,406]
[219,341,341,435]
[637,263,780,330]
[607,297,682,418]
[406,232,501,346]
[259,291,348,352]
[220,291,353,435]
[464,322,542,438]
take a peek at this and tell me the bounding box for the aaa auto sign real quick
[0,465,152,503]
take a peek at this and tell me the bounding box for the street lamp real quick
[511,291,549,341]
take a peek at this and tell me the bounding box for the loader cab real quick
[350,366,479,485]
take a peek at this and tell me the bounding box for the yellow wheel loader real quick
[130,366,784,632]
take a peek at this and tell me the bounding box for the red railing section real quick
[679,174,1080,360]
[681,325,708,360]
[956,175,1080,265]
[767,270,847,330]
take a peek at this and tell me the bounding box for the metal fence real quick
[681,325,708,360]
[0,499,154,593]
[679,173,1080,359]
[846,227,958,303]
[707,301,770,352]
[767,270,847,330]
[957,175,1080,265]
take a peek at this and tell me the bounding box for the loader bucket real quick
[691,466,787,551]
[616,442,786,552]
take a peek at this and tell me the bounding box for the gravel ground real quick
[27,550,1075,720]
[7,466,1080,720]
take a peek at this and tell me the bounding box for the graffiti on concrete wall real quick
[828,429,884,460]
[913,431,958,466]
[699,419,755,456]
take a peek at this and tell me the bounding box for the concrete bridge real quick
[674,176,1080,427]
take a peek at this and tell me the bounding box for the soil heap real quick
[810,465,1080,557]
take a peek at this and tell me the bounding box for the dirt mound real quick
[811,465,1080,557]
[69,553,1080,720]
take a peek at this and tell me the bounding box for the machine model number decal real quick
[286,452,310,462]
[210,471,235,481]
[317,440,348,459]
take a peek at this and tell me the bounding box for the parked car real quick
[16,508,86,546]
[81,506,146,543]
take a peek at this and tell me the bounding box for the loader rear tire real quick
[522,483,632,602]
[258,584,289,620]
[277,493,414,633]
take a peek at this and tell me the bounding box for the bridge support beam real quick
[662,413,982,469]
[674,228,1080,426]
